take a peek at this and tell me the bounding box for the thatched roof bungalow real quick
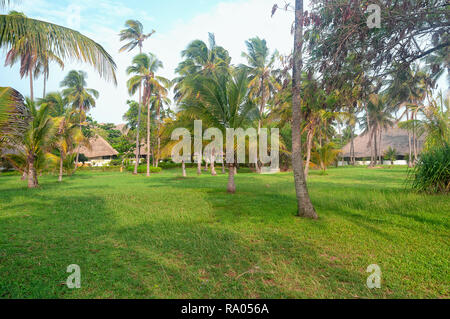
[79,135,118,165]
[341,126,425,160]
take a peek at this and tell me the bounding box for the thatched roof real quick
[79,135,118,158]
[341,126,425,158]
[115,124,129,135]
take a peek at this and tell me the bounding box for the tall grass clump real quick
[409,143,450,193]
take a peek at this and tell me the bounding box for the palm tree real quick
[240,37,278,173]
[119,20,155,54]
[149,84,171,167]
[0,87,29,151]
[361,94,395,165]
[386,64,428,166]
[119,19,155,164]
[38,92,68,117]
[174,33,231,102]
[292,0,317,219]
[311,142,341,173]
[52,110,85,182]
[60,70,99,169]
[180,69,258,193]
[0,12,117,85]
[4,99,53,188]
[127,53,168,176]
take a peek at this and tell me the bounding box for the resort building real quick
[340,126,425,165]
[79,135,118,167]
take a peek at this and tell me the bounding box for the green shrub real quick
[158,161,180,169]
[109,159,122,166]
[409,143,450,193]
[126,165,162,174]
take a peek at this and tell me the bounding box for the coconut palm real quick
[240,37,278,173]
[291,0,317,219]
[127,53,168,176]
[0,12,117,85]
[52,110,85,182]
[174,33,231,102]
[119,20,155,54]
[4,99,54,188]
[180,69,258,193]
[0,87,29,151]
[38,92,68,117]
[148,85,171,167]
[311,142,341,173]
[361,94,395,165]
[60,70,99,169]
[241,37,278,129]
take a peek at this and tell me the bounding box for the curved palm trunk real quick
[292,0,317,219]
[146,101,151,177]
[227,163,236,194]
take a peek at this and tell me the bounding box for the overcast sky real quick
[0,0,299,124]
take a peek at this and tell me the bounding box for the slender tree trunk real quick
[58,154,64,182]
[227,163,236,194]
[350,126,355,165]
[304,128,313,179]
[74,105,83,172]
[365,104,374,167]
[27,156,38,188]
[29,69,34,102]
[292,0,317,219]
[197,155,202,175]
[221,157,225,174]
[210,149,217,176]
[204,161,209,172]
[406,110,413,167]
[156,99,161,168]
[255,77,266,174]
[182,160,186,177]
[379,128,382,164]
[412,111,417,164]
[146,101,151,177]
[373,127,378,166]
[43,76,47,99]
[134,97,142,175]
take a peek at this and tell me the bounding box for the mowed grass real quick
[0,167,448,299]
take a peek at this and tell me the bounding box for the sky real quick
[0,0,299,124]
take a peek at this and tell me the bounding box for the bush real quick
[409,143,450,193]
[109,159,122,166]
[126,165,162,174]
[158,161,181,169]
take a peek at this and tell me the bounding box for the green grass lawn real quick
[0,167,448,298]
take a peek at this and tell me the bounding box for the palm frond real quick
[0,14,117,83]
